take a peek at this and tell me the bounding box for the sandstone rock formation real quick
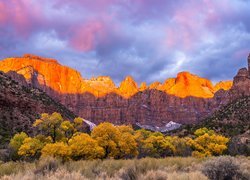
[1,54,248,127]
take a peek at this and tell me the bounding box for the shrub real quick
[201,156,244,180]
[34,157,61,175]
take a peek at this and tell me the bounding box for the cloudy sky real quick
[0,0,250,84]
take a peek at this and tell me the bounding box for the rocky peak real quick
[118,76,138,97]
[23,54,59,64]
[233,68,249,83]
[214,81,233,92]
[139,82,147,91]
[166,71,215,98]
[230,67,250,98]
[149,81,162,89]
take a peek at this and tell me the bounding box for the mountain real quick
[0,54,231,98]
[1,54,248,128]
[170,57,250,137]
[0,71,76,146]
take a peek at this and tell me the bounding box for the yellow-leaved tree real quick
[41,142,71,161]
[69,133,104,160]
[91,122,121,158]
[33,113,64,143]
[60,120,76,142]
[117,125,138,158]
[91,123,138,159]
[168,136,192,156]
[142,135,175,158]
[9,132,28,152]
[187,128,229,157]
[18,137,44,158]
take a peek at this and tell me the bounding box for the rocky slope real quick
[176,96,250,137]
[1,54,248,127]
[0,71,76,146]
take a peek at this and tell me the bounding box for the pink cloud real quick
[53,0,118,11]
[164,0,233,51]
[69,20,106,51]
[0,0,45,38]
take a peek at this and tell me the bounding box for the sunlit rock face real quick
[2,54,248,127]
[0,54,232,99]
[165,72,215,98]
[118,76,139,98]
[0,54,83,95]
[214,81,233,92]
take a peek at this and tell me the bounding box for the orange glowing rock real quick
[0,55,83,94]
[214,81,233,92]
[139,82,147,91]
[118,76,138,98]
[0,55,232,99]
[165,72,215,98]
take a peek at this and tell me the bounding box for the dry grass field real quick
[0,156,249,180]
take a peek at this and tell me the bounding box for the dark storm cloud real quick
[0,0,250,84]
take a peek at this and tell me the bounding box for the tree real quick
[18,137,44,158]
[41,142,71,161]
[91,122,121,158]
[69,133,104,160]
[91,123,138,159]
[117,131,138,158]
[168,136,192,157]
[9,132,28,152]
[60,120,75,142]
[116,125,138,158]
[73,117,84,132]
[187,128,229,157]
[142,135,175,158]
[33,113,64,143]
[9,132,28,159]
[194,127,215,136]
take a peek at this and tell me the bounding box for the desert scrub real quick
[201,156,249,180]
[34,157,62,175]
[0,161,34,177]
[1,156,250,180]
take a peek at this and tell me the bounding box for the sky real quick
[0,0,250,84]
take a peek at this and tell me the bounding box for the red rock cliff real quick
[1,54,245,127]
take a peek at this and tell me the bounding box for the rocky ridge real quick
[0,54,249,127]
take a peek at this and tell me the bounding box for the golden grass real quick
[0,156,249,180]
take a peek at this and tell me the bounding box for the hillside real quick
[202,96,249,136]
[0,71,76,146]
[174,96,250,137]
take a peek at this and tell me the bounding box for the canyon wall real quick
[0,54,248,127]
